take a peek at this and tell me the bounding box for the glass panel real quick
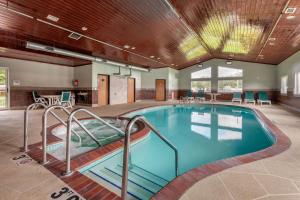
[0,68,7,108]
[191,80,211,92]
[218,79,242,92]
[281,75,288,94]
[218,66,243,78]
[191,112,211,124]
[191,67,211,79]
[218,114,242,129]
[218,129,242,141]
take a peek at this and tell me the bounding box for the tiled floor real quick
[0,101,300,200]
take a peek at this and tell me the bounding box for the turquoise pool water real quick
[80,104,275,199]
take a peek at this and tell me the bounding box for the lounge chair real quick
[232,92,242,104]
[58,91,72,108]
[195,89,205,102]
[179,90,194,104]
[244,91,256,105]
[257,91,271,105]
[32,91,48,109]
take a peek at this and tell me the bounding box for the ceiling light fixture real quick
[286,15,296,19]
[131,46,136,50]
[269,42,275,46]
[171,64,175,66]
[123,45,130,49]
[46,14,59,22]
[81,27,87,31]
[157,57,161,60]
[268,38,276,41]
[26,41,149,72]
[150,55,155,58]
[198,64,203,67]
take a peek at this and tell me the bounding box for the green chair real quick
[244,91,256,105]
[232,92,242,104]
[257,91,271,105]
[59,91,72,108]
[195,89,205,102]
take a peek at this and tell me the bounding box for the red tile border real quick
[27,116,150,200]
[26,104,291,200]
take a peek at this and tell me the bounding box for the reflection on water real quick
[191,109,243,141]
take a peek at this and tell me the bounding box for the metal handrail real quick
[121,115,179,200]
[63,108,126,176]
[24,103,48,152]
[41,105,86,164]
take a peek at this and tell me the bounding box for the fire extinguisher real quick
[73,79,79,87]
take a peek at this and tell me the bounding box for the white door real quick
[0,67,9,109]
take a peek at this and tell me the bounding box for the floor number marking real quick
[11,154,33,166]
[51,187,83,200]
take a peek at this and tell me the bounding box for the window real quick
[281,75,288,94]
[294,72,300,95]
[191,67,211,79]
[218,80,242,92]
[218,66,243,78]
[191,80,211,92]
[217,66,243,92]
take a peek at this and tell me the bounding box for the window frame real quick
[280,75,288,95]
[294,72,300,97]
[217,66,243,93]
[190,67,212,92]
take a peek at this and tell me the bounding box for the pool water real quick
[80,105,275,200]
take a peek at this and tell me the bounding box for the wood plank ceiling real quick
[0,0,299,69]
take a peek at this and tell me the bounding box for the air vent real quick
[68,32,82,40]
[285,7,296,14]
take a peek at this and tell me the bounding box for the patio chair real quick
[186,90,194,103]
[232,92,242,104]
[58,91,72,108]
[32,91,48,109]
[244,91,256,105]
[257,91,271,105]
[195,89,205,102]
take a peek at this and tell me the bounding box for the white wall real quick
[140,67,179,90]
[179,58,277,91]
[277,51,300,91]
[0,57,74,88]
[73,64,92,88]
[92,62,141,90]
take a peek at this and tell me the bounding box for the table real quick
[208,93,220,102]
[41,95,60,106]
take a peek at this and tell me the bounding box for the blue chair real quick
[232,92,242,104]
[195,89,205,102]
[257,91,271,105]
[244,91,256,105]
[59,91,72,108]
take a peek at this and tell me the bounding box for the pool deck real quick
[0,101,300,200]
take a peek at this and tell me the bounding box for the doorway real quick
[97,74,109,106]
[0,67,9,110]
[155,79,166,101]
[127,78,135,103]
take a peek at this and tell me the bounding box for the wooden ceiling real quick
[0,0,299,69]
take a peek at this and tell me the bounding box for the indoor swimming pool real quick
[79,104,275,200]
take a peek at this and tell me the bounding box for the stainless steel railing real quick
[121,115,179,200]
[24,103,48,152]
[63,108,126,176]
[41,105,91,165]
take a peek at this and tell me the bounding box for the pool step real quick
[89,164,168,200]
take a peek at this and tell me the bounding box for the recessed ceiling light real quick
[286,15,296,19]
[123,45,130,49]
[285,7,296,14]
[81,27,87,31]
[46,14,59,22]
[269,42,275,46]
[171,64,175,66]
[150,55,155,58]
[157,57,161,60]
[131,46,136,50]
[269,38,276,41]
